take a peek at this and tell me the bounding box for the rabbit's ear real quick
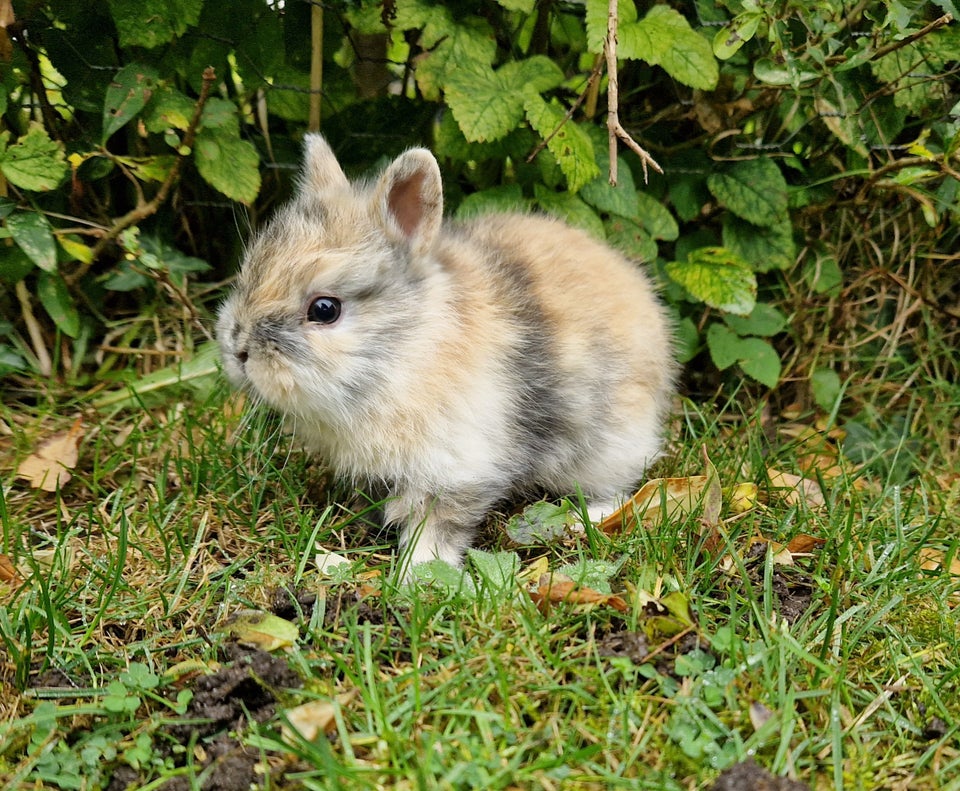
[299,134,349,195]
[375,149,443,254]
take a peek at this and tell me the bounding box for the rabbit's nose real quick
[236,349,249,365]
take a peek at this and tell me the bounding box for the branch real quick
[605,0,662,184]
[80,66,218,276]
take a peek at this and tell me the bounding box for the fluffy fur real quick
[217,135,676,571]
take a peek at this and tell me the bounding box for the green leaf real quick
[739,339,781,388]
[524,93,599,192]
[649,10,719,90]
[141,87,195,134]
[706,324,781,387]
[802,252,843,296]
[397,3,497,101]
[7,211,57,272]
[505,501,577,545]
[706,322,741,370]
[467,549,521,592]
[445,65,526,143]
[102,64,160,143]
[107,0,203,48]
[534,184,605,239]
[811,368,842,411]
[665,247,757,315]
[194,127,261,205]
[496,0,536,11]
[455,185,528,220]
[0,242,36,283]
[37,271,81,338]
[707,159,788,227]
[636,191,679,240]
[585,0,638,54]
[605,216,658,262]
[723,303,787,338]
[0,126,68,192]
[199,97,241,132]
[581,157,638,217]
[713,10,762,60]
[753,57,818,87]
[722,214,796,271]
[446,58,563,144]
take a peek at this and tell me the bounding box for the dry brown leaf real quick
[531,575,628,614]
[919,548,960,576]
[749,701,775,731]
[786,533,827,554]
[767,468,825,509]
[16,418,84,492]
[599,474,716,534]
[0,553,19,585]
[282,691,356,744]
[747,536,794,566]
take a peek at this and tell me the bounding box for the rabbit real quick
[217,134,676,575]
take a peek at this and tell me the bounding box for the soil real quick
[710,759,810,790]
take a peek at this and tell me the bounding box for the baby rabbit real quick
[217,135,676,573]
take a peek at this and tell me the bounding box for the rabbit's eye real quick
[307,296,342,324]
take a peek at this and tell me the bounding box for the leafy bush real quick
[0,0,957,398]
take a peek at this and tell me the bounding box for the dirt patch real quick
[154,642,303,791]
[710,759,810,790]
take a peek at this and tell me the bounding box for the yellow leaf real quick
[222,610,299,651]
[729,482,758,514]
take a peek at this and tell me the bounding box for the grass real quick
[1,356,958,790]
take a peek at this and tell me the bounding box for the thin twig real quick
[526,55,605,163]
[604,0,662,184]
[78,66,218,278]
[15,280,52,376]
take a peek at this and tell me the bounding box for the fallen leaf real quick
[728,482,759,514]
[919,548,960,576]
[786,533,826,554]
[282,691,356,744]
[599,475,715,534]
[221,610,299,651]
[749,701,775,731]
[0,553,19,585]
[314,546,351,576]
[531,574,628,614]
[767,468,825,509]
[16,418,84,492]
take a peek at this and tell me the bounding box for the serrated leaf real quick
[107,0,203,48]
[707,159,788,226]
[103,63,160,142]
[706,322,741,370]
[619,5,681,63]
[455,185,528,220]
[723,303,787,337]
[660,28,719,90]
[141,87,195,133]
[496,0,535,11]
[199,97,241,132]
[7,211,57,272]
[665,247,757,315]
[605,216,658,262]
[467,549,521,591]
[0,125,68,192]
[524,93,599,192]
[534,184,605,238]
[585,0,638,54]
[37,271,80,338]
[445,65,526,143]
[739,339,781,387]
[581,156,638,216]
[713,10,762,60]
[706,324,781,386]
[636,191,679,240]
[194,127,261,205]
[722,214,796,271]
